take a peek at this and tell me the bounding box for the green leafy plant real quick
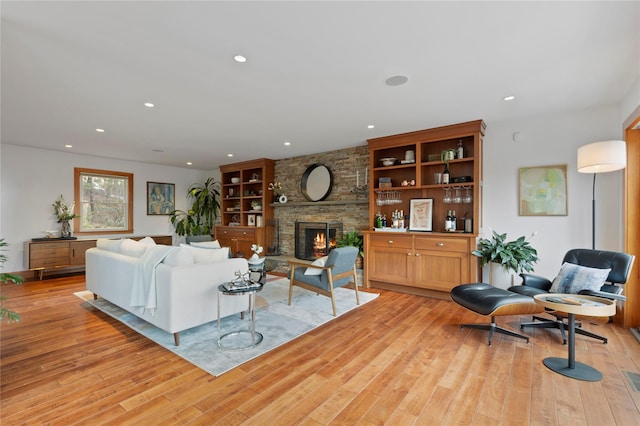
[472,230,539,274]
[336,231,364,258]
[1,238,24,323]
[170,177,221,237]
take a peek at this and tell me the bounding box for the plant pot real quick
[488,263,514,290]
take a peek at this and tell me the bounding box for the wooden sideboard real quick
[24,235,172,279]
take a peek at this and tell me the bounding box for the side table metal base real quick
[543,357,602,382]
[218,330,263,350]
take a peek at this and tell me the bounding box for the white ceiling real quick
[2,1,638,170]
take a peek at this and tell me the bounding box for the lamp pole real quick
[591,173,596,250]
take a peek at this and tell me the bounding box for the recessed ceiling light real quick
[368,124,375,129]
[284,141,291,146]
[385,75,408,86]
[234,55,247,63]
[227,153,234,157]
[503,95,516,101]
[144,102,155,108]
[152,149,164,153]
[96,128,105,133]
[65,144,72,148]
[186,162,193,166]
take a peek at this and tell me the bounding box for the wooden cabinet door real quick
[29,242,70,268]
[368,246,413,285]
[414,249,469,292]
[69,240,96,266]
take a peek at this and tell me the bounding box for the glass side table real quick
[217,281,264,350]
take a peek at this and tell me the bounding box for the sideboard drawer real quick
[216,227,256,240]
[368,234,413,249]
[31,256,70,269]
[414,236,469,253]
[30,245,69,260]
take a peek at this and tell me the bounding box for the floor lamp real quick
[577,140,627,249]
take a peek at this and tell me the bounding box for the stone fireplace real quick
[295,221,343,260]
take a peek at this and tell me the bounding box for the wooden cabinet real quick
[215,158,275,258]
[215,227,263,258]
[364,120,484,296]
[24,235,172,278]
[365,233,473,295]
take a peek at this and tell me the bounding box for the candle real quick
[356,170,359,187]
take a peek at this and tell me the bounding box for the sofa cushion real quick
[190,240,222,249]
[549,262,611,294]
[120,238,148,258]
[162,247,194,267]
[180,244,230,263]
[138,236,157,246]
[96,238,122,253]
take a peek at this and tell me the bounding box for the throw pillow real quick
[120,238,148,258]
[96,238,122,253]
[304,256,328,275]
[190,240,222,249]
[138,236,157,246]
[162,247,194,266]
[180,244,229,263]
[549,262,611,294]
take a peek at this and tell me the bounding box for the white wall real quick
[0,144,218,271]
[482,104,624,281]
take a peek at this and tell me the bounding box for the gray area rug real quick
[75,276,378,376]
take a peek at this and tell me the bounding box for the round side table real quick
[217,282,264,350]
[534,294,615,381]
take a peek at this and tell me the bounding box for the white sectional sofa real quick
[85,237,250,345]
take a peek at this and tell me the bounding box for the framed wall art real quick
[409,198,433,231]
[519,164,568,216]
[147,182,175,215]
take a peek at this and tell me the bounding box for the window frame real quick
[74,167,134,235]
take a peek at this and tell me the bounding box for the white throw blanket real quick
[129,245,176,314]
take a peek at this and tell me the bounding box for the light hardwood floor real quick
[1,274,639,425]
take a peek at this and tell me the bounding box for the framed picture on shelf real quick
[147,182,175,215]
[519,164,568,216]
[409,198,433,232]
[247,214,256,226]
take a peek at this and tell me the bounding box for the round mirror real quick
[301,164,333,202]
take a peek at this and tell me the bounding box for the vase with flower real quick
[248,243,265,264]
[268,182,283,203]
[52,195,79,238]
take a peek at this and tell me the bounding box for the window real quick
[74,168,133,234]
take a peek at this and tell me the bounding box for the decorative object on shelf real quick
[247,214,256,226]
[52,195,78,238]
[441,149,456,163]
[519,164,568,216]
[380,157,397,166]
[251,200,262,211]
[268,181,283,202]
[301,163,334,202]
[351,167,368,199]
[147,182,175,215]
[249,173,260,182]
[472,230,538,289]
[408,198,433,232]
[169,177,221,237]
[231,177,240,184]
[278,194,288,204]
[577,140,627,249]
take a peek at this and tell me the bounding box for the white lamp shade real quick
[577,140,627,173]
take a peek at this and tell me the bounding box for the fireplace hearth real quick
[295,221,343,260]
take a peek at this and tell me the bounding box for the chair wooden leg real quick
[353,266,360,306]
[288,266,295,306]
[328,272,337,316]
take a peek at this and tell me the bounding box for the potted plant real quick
[52,195,79,238]
[170,177,221,240]
[472,230,539,289]
[336,230,364,269]
[1,238,24,323]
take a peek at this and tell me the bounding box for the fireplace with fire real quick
[295,221,343,260]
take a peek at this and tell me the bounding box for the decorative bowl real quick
[231,177,240,184]
[380,158,397,166]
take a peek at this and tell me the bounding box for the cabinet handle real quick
[415,253,421,256]
[407,252,412,256]
[436,242,445,247]
[388,240,393,244]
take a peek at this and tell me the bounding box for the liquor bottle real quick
[442,163,450,184]
[457,140,464,159]
[375,212,383,228]
[399,210,405,229]
[445,210,452,231]
[451,210,457,231]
